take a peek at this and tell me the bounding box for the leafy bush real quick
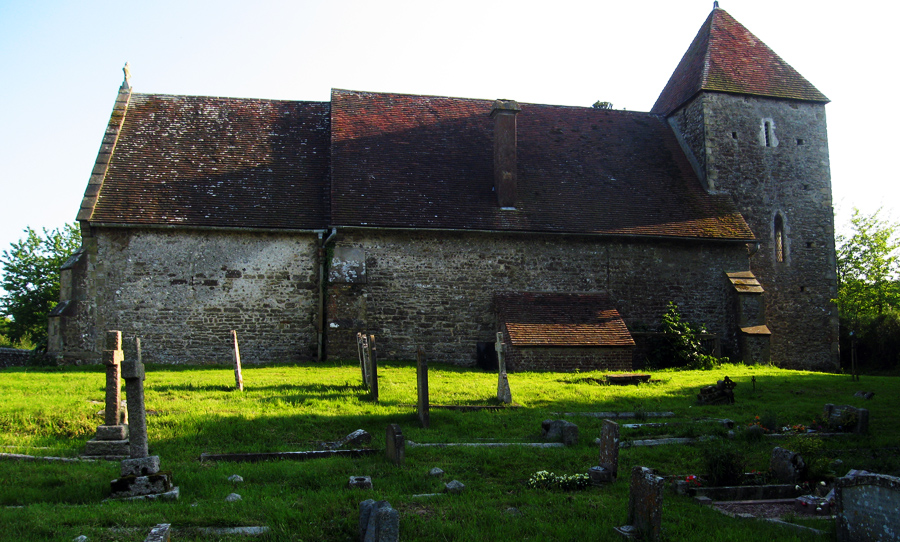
[702,441,746,486]
[645,302,723,370]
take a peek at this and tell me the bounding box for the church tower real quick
[652,5,839,370]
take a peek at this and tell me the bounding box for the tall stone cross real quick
[122,342,149,458]
[102,331,125,426]
[495,332,512,404]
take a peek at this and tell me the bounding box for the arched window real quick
[774,214,786,263]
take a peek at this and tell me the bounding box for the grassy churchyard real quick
[1,361,898,541]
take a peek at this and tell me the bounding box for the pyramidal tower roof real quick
[651,6,829,116]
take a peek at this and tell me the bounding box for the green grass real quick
[0,361,897,541]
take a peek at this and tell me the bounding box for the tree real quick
[836,208,900,323]
[0,224,81,347]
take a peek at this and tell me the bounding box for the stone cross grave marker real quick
[495,332,512,403]
[122,342,149,459]
[232,331,244,391]
[416,346,429,429]
[597,419,620,482]
[83,330,130,457]
[386,424,404,465]
[616,466,664,541]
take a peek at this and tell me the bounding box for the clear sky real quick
[1,0,897,265]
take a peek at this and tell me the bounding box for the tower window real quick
[732,131,738,139]
[797,138,805,145]
[774,214,786,263]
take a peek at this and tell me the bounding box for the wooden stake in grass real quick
[232,330,244,392]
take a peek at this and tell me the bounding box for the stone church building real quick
[49,6,839,371]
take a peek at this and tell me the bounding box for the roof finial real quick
[122,62,131,89]
[713,1,719,8]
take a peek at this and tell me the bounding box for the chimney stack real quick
[491,100,521,209]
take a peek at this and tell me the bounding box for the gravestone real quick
[696,376,736,405]
[541,420,579,446]
[495,332,512,403]
[770,447,807,484]
[386,424,404,465]
[110,349,177,499]
[323,429,372,450]
[84,331,130,457]
[232,330,244,392]
[596,419,620,482]
[144,524,171,542]
[616,466,664,540]
[835,472,900,541]
[823,404,869,434]
[416,346,429,428]
[359,499,400,542]
[358,333,371,390]
[349,476,373,489]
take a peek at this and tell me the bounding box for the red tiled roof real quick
[652,7,828,116]
[331,89,753,240]
[91,94,331,230]
[495,292,635,347]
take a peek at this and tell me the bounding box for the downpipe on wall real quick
[318,228,338,361]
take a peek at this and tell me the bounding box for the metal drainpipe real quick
[317,228,338,361]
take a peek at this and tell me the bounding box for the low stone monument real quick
[83,331,129,457]
[615,466,664,540]
[109,349,177,500]
[541,420,579,446]
[696,376,736,405]
[359,499,399,542]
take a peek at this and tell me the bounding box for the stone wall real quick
[0,347,34,368]
[326,229,750,365]
[508,346,633,373]
[53,228,321,364]
[672,93,839,371]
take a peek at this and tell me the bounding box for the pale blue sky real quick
[1,0,897,263]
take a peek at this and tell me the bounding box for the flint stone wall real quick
[54,228,320,364]
[672,93,839,371]
[327,229,749,366]
[0,348,34,367]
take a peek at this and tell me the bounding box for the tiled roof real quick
[652,7,829,116]
[90,94,331,230]
[331,89,753,240]
[495,292,635,347]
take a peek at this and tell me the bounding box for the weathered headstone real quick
[232,330,244,392]
[823,404,869,434]
[696,376,736,405]
[541,420,579,446]
[495,332,512,403]
[122,347,148,459]
[368,334,378,401]
[416,346,429,428]
[83,331,130,457]
[385,424,404,465]
[597,419,620,481]
[358,333,371,390]
[835,471,900,541]
[770,447,807,484]
[359,499,399,542]
[616,466,664,541]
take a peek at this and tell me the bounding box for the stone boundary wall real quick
[0,348,34,368]
[327,229,750,365]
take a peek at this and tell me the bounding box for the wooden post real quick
[369,334,378,402]
[232,330,244,392]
